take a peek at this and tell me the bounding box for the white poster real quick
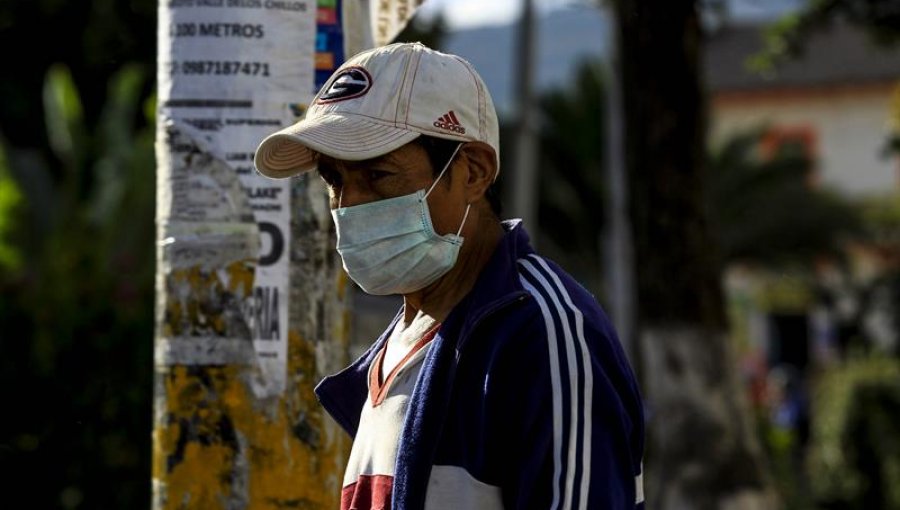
[158,0,316,396]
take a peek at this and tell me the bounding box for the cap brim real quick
[254,114,422,179]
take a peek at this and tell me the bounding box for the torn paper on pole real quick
[157,0,316,397]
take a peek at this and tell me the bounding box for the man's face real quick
[316,142,468,237]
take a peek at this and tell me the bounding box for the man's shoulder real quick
[514,253,611,331]
[461,252,616,358]
[496,253,637,385]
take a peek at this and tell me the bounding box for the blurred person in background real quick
[767,364,810,455]
[255,42,644,510]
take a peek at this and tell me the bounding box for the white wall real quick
[711,86,898,196]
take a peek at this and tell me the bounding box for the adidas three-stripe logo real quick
[433,110,466,134]
[517,254,645,509]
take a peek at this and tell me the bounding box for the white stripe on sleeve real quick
[518,276,565,510]
[519,259,583,510]
[528,255,595,510]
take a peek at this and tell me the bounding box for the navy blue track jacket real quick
[316,220,645,509]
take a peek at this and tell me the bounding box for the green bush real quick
[0,63,155,509]
[807,357,900,509]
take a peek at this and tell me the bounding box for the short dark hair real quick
[414,135,502,217]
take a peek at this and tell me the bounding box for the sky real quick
[416,0,581,29]
[416,0,806,29]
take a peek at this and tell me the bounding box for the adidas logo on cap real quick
[255,43,500,180]
[433,110,466,134]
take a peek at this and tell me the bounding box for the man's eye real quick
[367,169,391,181]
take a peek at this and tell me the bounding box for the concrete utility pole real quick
[152,1,425,508]
[511,0,540,239]
[601,5,636,364]
[152,1,350,508]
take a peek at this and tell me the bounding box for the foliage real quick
[749,0,900,73]
[536,61,609,296]
[0,0,156,147]
[848,193,900,352]
[887,84,900,157]
[707,128,862,267]
[534,61,866,297]
[860,193,900,227]
[807,356,900,509]
[0,141,23,270]
[0,63,155,509]
[755,365,813,510]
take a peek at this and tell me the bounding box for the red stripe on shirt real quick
[341,474,394,510]
[369,322,441,407]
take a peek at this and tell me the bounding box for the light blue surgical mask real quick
[331,143,470,295]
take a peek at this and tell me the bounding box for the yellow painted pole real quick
[151,136,351,510]
[151,1,427,507]
[151,1,350,507]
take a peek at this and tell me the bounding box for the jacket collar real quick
[314,219,534,435]
[440,219,533,343]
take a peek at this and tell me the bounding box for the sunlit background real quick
[0,0,898,508]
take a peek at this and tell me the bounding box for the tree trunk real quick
[612,1,776,507]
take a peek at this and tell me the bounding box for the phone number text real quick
[170,61,271,77]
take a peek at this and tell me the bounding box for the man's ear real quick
[458,141,497,203]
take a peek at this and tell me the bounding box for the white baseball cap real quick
[254,42,500,179]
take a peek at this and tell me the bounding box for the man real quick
[255,42,644,510]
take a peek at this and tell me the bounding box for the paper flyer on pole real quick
[158,0,316,396]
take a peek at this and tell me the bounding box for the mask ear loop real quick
[456,203,471,237]
[421,142,469,238]
[424,142,464,199]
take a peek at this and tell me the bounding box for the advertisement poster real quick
[158,0,316,396]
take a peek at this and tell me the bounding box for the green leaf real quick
[143,89,157,126]
[0,139,23,271]
[89,64,148,226]
[99,63,145,149]
[43,63,85,166]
